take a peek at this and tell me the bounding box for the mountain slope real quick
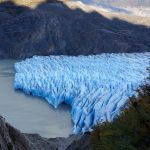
[0,0,150,59]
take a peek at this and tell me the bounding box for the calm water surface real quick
[0,60,72,138]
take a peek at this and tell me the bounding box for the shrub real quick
[92,84,150,150]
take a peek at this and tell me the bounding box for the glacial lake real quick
[0,60,72,138]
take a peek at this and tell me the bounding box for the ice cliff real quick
[14,53,150,133]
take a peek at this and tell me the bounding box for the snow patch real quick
[14,53,150,133]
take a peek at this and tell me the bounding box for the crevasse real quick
[14,53,150,133]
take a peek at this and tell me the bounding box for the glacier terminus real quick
[14,53,150,133]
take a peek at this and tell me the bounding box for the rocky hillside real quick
[0,0,150,59]
[0,115,91,150]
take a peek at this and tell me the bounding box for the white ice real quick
[14,53,150,133]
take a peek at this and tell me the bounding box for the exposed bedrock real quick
[0,115,91,150]
[0,0,150,59]
[0,115,31,150]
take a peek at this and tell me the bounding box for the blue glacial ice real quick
[14,53,150,133]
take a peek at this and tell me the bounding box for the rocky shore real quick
[0,115,91,150]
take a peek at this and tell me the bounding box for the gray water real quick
[0,60,72,138]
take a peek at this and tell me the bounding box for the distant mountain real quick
[74,0,150,17]
[75,0,150,7]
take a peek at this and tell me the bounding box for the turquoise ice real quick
[14,53,150,133]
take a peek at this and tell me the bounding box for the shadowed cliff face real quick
[0,115,91,150]
[0,0,150,59]
[0,116,31,150]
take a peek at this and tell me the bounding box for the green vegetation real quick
[92,84,150,150]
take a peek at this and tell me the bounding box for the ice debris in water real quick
[14,53,150,133]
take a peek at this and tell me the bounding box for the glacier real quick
[14,53,150,133]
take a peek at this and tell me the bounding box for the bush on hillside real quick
[92,83,150,150]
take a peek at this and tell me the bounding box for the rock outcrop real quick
[0,0,150,59]
[0,116,31,150]
[0,115,91,150]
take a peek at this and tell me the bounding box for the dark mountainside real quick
[0,0,150,59]
[0,115,91,150]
